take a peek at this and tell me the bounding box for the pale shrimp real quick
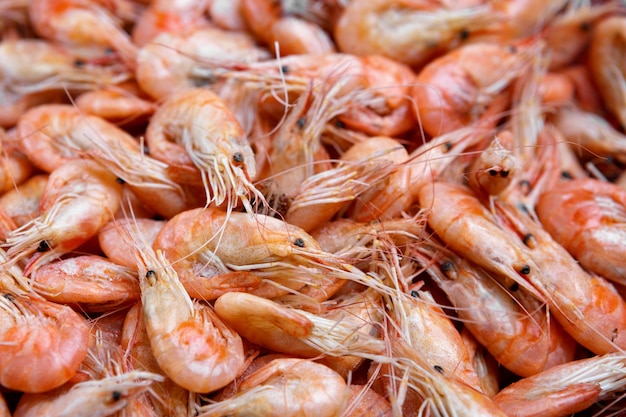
[460,328,500,397]
[0,293,90,393]
[28,0,140,70]
[333,0,494,68]
[493,352,626,417]
[131,0,212,46]
[145,87,264,212]
[133,239,246,393]
[153,207,363,300]
[29,255,140,313]
[240,0,336,56]
[98,218,165,269]
[197,358,348,417]
[4,159,123,274]
[551,105,626,164]
[13,370,165,417]
[207,0,246,31]
[410,240,576,377]
[0,174,47,227]
[589,15,626,130]
[342,384,393,417]
[214,291,384,361]
[417,181,545,301]
[536,177,626,286]
[135,27,269,100]
[412,41,533,137]
[17,104,141,173]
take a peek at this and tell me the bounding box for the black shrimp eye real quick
[334,119,346,129]
[522,233,534,246]
[4,293,14,301]
[443,142,452,152]
[37,240,51,252]
[459,28,470,40]
[433,365,444,374]
[233,152,244,164]
[293,238,305,248]
[489,169,498,176]
[145,270,156,279]
[74,59,86,67]
[112,391,122,402]
[441,260,454,272]
[410,290,420,298]
[280,65,289,73]
[518,264,531,275]
[509,282,519,292]
[115,177,126,184]
[296,117,306,129]
[500,170,509,178]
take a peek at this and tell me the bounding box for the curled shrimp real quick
[98,218,165,269]
[133,239,246,393]
[28,0,140,69]
[4,159,123,274]
[536,177,626,286]
[0,293,90,393]
[0,174,47,227]
[145,87,263,212]
[334,0,494,68]
[197,358,348,417]
[13,370,164,417]
[493,352,626,417]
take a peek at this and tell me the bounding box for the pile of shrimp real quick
[2,0,626,416]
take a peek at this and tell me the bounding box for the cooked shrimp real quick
[0,174,47,227]
[135,27,268,100]
[412,41,533,137]
[197,358,348,417]
[133,239,246,393]
[243,0,335,56]
[343,384,393,417]
[589,15,626,130]
[28,0,140,69]
[481,0,569,41]
[17,104,141,173]
[29,255,140,312]
[334,0,494,68]
[13,370,164,417]
[466,131,517,200]
[0,293,90,393]
[146,87,263,212]
[0,146,34,193]
[98,218,165,269]
[207,0,246,31]
[4,159,123,274]
[536,177,626,286]
[460,328,500,397]
[411,240,576,377]
[494,352,626,417]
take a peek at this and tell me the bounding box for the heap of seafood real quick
[0,0,626,416]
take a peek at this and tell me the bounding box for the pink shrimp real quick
[98,218,165,268]
[0,174,47,227]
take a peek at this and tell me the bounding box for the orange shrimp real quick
[536,177,626,286]
[240,0,336,56]
[17,104,141,173]
[0,293,90,393]
[343,384,393,417]
[493,352,626,417]
[98,218,165,269]
[334,0,494,68]
[29,255,140,313]
[589,15,626,130]
[145,87,263,212]
[0,174,47,227]
[197,358,348,417]
[460,328,500,398]
[207,0,247,31]
[411,240,576,377]
[133,239,246,393]
[412,41,534,137]
[28,0,140,70]
[4,159,123,274]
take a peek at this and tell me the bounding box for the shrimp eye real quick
[296,117,306,129]
[293,238,305,248]
[561,171,573,180]
[507,45,517,54]
[522,233,534,246]
[441,261,454,273]
[145,270,156,279]
[115,177,126,184]
[509,282,519,292]
[443,142,452,152]
[37,240,51,252]
[459,28,470,40]
[488,169,498,176]
[233,152,244,164]
[74,59,86,67]
[580,21,591,32]
[500,170,509,178]
[280,65,289,73]
[518,264,531,275]
[4,293,14,301]
[111,391,121,402]
[334,119,346,129]
[410,290,420,298]
[434,365,444,373]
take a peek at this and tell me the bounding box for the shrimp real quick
[466,131,518,200]
[197,358,348,417]
[133,239,246,393]
[135,27,269,100]
[0,146,34,194]
[13,370,165,417]
[589,15,626,130]
[98,218,165,268]
[28,0,140,70]
[493,352,626,417]
[0,293,90,393]
[536,177,626,286]
[29,255,140,313]
[410,240,576,377]
[4,159,123,274]
[412,41,534,137]
[343,384,393,417]
[0,174,47,227]
[207,0,246,31]
[334,0,494,68]
[145,87,263,212]
[240,0,336,56]
[17,104,141,173]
